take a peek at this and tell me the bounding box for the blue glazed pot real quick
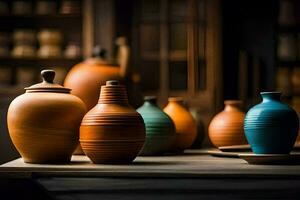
[244,92,299,154]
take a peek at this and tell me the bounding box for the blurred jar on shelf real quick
[278,0,296,26]
[12,1,32,15]
[64,42,81,58]
[0,1,9,15]
[13,29,36,46]
[36,1,57,15]
[0,67,11,85]
[37,29,63,58]
[276,67,292,97]
[37,29,63,46]
[277,34,297,61]
[60,0,81,14]
[292,67,300,95]
[37,45,62,58]
[12,45,36,58]
[16,68,36,86]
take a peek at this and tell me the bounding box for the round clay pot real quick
[80,80,145,164]
[7,70,86,163]
[208,100,247,148]
[64,47,124,111]
[137,96,175,156]
[163,97,197,152]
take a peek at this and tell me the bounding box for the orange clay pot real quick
[208,100,247,147]
[163,97,197,152]
[64,48,126,111]
[7,70,86,163]
[80,80,145,164]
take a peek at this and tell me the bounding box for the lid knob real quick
[106,80,119,86]
[41,69,55,83]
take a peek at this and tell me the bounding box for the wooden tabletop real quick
[2,149,300,178]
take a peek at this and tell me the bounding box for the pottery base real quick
[239,153,300,165]
[22,156,72,164]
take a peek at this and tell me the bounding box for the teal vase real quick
[244,92,299,154]
[137,96,175,155]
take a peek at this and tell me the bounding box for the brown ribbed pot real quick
[7,70,86,163]
[208,100,247,147]
[163,97,197,152]
[80,80,145,164]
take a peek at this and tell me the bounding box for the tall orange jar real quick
[208,100,247,147]
[163,97,197,152]
[80,80,145,164]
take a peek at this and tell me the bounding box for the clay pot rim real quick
[168,97,184,102]
[224,100,243,106]
[260,91,281,95]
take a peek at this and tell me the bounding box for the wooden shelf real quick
[0,57,83,67]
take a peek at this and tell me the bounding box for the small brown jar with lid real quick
[7,69,86,163]
[80,80,145,164]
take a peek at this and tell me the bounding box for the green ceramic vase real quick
[137,96,176,155]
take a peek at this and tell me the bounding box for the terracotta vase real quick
[163,97,197,152]
[137,96,175,156]
[7,70,86,163]
[80,80,145,164]
[208,100,247,148]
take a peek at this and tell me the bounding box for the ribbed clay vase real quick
[208,100,247,148]
[244,92,299,154]
[7,70,86,163]
[137,96,175,156]
[80,80,145,164]
[163,97,197,152]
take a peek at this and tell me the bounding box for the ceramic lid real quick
[25,69,71,93]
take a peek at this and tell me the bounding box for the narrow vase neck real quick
[261,92,281,103]
[224,100,242,111]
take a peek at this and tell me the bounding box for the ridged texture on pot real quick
[163,97,197,152]
[208,100,247,147]
[7,70,86,163]
[137,97,175,156]
[244,92,299,154]
[80,80,145,164]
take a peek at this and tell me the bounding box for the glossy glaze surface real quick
[7,70,86,163]
[137,97,175,155]
[80,80,145,164]
[209,100,247,147]
[163,97,197,152]
[244,92,299,154]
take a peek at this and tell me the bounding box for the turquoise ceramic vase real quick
[137,96,176,155]
[244,92,299,154]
